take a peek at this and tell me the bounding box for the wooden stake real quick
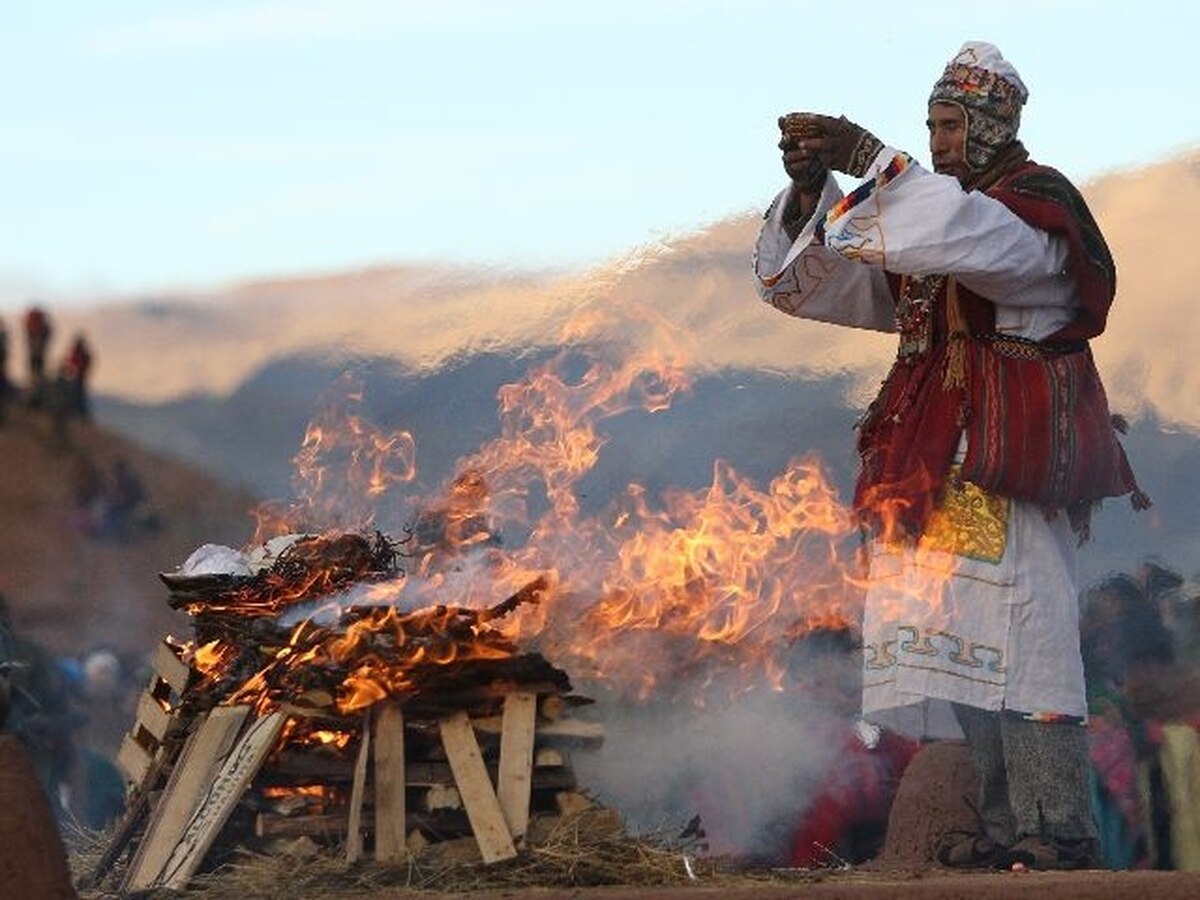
[439,711,517,863]
[497,691,536,841]
[373,704,407,864]
[346,710,371,864]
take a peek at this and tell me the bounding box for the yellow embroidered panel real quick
[918,471,1009,564]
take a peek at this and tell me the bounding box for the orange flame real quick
[202,297,885,711]
[253,372,416,542]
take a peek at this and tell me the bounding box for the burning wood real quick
[86,531,613,893]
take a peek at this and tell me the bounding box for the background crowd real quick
[0,305,94,430]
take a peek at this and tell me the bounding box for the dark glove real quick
[778,114,829,192]
[778,112,883,178]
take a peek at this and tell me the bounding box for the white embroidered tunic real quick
[754,147,1088,738]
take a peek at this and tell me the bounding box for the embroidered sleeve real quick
[818,148,1079,324]
[752,176,897,333]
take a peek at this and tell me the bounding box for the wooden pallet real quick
[103,667,606,889]
[115,640,190,788]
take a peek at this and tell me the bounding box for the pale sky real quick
[1,0,1196,309]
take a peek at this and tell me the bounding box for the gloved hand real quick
[778,112,883,178]
[778,114,828,193]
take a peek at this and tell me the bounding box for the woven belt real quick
[977,332,1088,359]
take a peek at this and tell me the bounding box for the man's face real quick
[927,102,968,184]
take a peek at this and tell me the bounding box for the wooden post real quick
[497,691,536,842]
[439,711,517,863]
[373,704,407,864]
[346,710,371,864]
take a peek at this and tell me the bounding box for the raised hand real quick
[778,114,828,192]
[778,113,883,178]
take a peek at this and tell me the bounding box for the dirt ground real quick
[338,740,1200,899]
[342,872,1200,900]
[73,740,1200,900]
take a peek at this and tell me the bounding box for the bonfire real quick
[82,313,874,893]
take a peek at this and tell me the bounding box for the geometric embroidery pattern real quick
[864,624,1006,676]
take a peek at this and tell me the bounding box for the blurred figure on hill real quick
[60,332,94,420]
[1081,573,1175,869]
[0,315,8,423]
[103,456,159,542]
[66,453,108,536]
[22,305,52,406]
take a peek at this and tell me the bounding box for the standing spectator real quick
[61,333,94,419]
[1081,574,1175,869]
[23,305,52,406]
[105,457,148,541]
[0,316,9,422]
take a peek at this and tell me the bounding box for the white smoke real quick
[573,688,851,860]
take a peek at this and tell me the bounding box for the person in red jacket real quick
[61,333,94,419]
[23,306,52,388]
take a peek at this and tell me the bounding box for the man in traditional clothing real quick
[753,41,1147,870]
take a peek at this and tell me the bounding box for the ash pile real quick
[83,531,614,893]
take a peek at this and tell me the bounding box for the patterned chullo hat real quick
[929,41,1028,172]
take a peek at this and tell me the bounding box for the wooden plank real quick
[473,714,604,743]
[373,704,406,864]
[157,711,285,890]
[439,711,517,863]
[135,692,175,742]
[270,755,573,788]
[116,734,153,786]
[497,691,536,841]
[125,706,251,891]
[345,710,371,864]
[152,641,192,694]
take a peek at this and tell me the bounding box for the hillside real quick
[0,404,255,660]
